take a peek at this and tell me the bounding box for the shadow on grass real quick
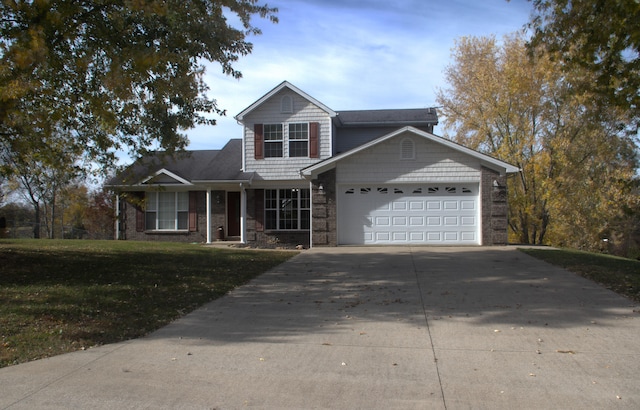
[0,240,295,367]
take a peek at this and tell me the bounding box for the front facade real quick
[109,81,519,247]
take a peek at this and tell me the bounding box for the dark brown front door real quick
[227,192,241,237]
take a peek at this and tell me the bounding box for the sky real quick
[185,0,534,151]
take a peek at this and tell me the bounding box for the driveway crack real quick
[410,246,448,410]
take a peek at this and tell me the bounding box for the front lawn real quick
[0,240,296,368]
[519,247,640,303]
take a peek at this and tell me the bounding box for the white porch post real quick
[240,183,246,244]
[206,188,212,244]
[309,180,313,248]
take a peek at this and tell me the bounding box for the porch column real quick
[206,188,212,244]
[240,183,246,244]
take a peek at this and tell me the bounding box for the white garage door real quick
[337,184,480,245]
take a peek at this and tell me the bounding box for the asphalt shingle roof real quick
[335,108,438,127]
[107,139,249,186]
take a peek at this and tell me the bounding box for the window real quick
[265,189,310,230]
[288,123,308,157]
[264,124,283,158]
[145,191,189,230]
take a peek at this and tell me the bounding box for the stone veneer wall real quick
[311,169,337,247]
[481,167,508,245]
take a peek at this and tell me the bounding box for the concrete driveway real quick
[1,246,639,409]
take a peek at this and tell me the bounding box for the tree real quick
[1,127,83,238]
[437,35,639,250]
[0,0,277,175]
[527,0,640,128]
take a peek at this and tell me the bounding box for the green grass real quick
[0,239,296,368]
[519,247,640,303]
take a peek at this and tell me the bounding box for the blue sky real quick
[187,0,533,150]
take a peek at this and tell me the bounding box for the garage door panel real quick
[461,200,476,210]
[376,216,390,226]
[461,216,476,226]
[443,201,459,210]
[427,216,441,226]
[392,201,407,210]
[392,216,407,226]
[444,216,459,226]
[410,232,425,241]
[338,184,479,245]
[409,201,424,210]
[393,232,407,241]
[409,216,424,226]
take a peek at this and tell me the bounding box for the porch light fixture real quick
[318,183,324,192]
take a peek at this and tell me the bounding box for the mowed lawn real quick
[520,247,640,303]
[0,240,296,368]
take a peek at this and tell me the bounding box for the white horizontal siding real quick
[336,133,481,183]
[244,89,332,180]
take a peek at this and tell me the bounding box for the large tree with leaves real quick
[0,0,277,174]
[527,0,640,128]
[437,35,638,250]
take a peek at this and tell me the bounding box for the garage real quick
[337,183,480,245]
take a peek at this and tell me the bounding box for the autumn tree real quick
[527,0,640,128]
[0,0,277,177]
[437,35,638,250]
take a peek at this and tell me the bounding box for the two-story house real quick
[108,81,519,247]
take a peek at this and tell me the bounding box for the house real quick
[108,81,519,247]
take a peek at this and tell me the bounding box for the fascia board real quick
[141,168,193,185]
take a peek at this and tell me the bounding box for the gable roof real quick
[107,139,251,187]
[301,126,520,178]
[335,108,438,127]
[235,81,337,121]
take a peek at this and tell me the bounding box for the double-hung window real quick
[145,191,189,230]
[264,189,310,230]
[263,124,283,158]
[288,123,308,157]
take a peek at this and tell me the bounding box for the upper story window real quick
[289,123,308,157]
[254,122,319,160]
[264,124,283,158]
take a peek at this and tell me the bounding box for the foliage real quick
[520,247,640,303]
[437,35,639,251]
[0,239,296,367]
[0,0,277,175]
[527,0,640,128]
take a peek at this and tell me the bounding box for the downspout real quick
[206,188,212,244]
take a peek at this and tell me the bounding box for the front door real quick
[227,192,241,237]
